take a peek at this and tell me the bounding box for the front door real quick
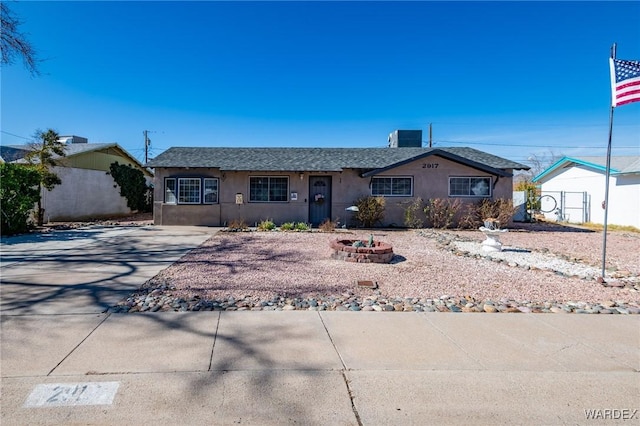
[309,176,331,226]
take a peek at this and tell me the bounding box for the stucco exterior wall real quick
[41,166,131,221]
[152,155,515,227]
[539,166,640,228]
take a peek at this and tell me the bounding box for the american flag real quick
[610,58,640,107]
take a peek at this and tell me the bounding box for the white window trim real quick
[448,176,492,197]
[370,176,414,197]
[249,176,290,203]
[177,177,202,204]
[164,178,177,204]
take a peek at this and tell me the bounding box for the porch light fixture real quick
[299,173,304,180]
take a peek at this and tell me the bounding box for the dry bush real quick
[319,218,337,232]
[403,197,425,229]
[424,198,462,229]
[354,196,385,227]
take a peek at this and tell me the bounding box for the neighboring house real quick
[533,156,640,228]
[1,136,153,222]
[147,131,529,227]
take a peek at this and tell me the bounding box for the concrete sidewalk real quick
[1,226,639,425]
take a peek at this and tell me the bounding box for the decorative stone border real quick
[330,239,394,263]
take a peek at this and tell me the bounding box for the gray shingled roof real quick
[147,147,529,175]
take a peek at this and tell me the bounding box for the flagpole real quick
[600,43,616,281]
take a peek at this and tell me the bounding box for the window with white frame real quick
[178,178,201,204]
[249,176,288,202]
[203,178,219,204]
[371,177,413,196]
[449,177,491,197]
[165,178,177,204]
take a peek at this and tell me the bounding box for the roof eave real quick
[361,149,513,178]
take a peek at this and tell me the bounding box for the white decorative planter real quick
[479,227,508,252]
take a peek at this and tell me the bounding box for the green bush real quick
[354,196,385,228]
[257,219,276,231]
[280,222,295,231]
[0,164,41,235]
[294,222,310,231]
[403,197,425,228]
[423,198,462,229]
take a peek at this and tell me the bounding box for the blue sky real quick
[2,1,639,166]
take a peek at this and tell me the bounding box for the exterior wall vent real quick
[387,130,422,148]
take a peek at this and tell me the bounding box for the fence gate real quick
[540,190,589,223]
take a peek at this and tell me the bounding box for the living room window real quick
[449,177,491,197]
[249,176,288,202]
[177,178,201,204]
[371,177,413,196]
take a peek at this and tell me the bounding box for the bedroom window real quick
[249,177,288,202]
[449,177,491,197]
[371,177,413,196]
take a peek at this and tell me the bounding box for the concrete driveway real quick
[1,225,215,314]
[1,225,638,425]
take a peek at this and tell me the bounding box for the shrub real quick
[456,198,518,229]
[227,218,248,231]
[108,162,153,212]
[280,222,295,231]
[257,219,276,231]
[0,163,40,235]
[294,222,310,231]
[354,196,385,228]
[403,197,425,229]
[477,198,517,228]
[319,218,337,232]
[423,198,462,229]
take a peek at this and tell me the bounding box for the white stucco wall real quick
[40,166,132,221]
[539,165,640,228]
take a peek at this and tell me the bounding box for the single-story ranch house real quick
[147,131,529,227]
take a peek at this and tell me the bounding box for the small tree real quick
[354,196,385,227]
[108,162,153,212]
[24,129,67,225]
[0,163,41,235]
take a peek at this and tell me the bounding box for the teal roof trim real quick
[533,156,622,183]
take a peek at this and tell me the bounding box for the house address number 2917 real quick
[422,163,439,169]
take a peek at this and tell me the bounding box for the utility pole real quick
[143,130,151,163]
[429,123,432,147]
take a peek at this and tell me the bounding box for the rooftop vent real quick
[58,135,88,144]
[388,130,422,148]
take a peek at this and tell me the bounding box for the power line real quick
[0,130,31,141]
[434,139,638,149]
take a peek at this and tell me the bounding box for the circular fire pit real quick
[330,239,394,263]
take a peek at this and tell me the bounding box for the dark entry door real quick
[309,176,331,226]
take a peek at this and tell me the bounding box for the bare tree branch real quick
[1,2,40,76]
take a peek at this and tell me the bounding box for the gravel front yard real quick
[139,224,640,307]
